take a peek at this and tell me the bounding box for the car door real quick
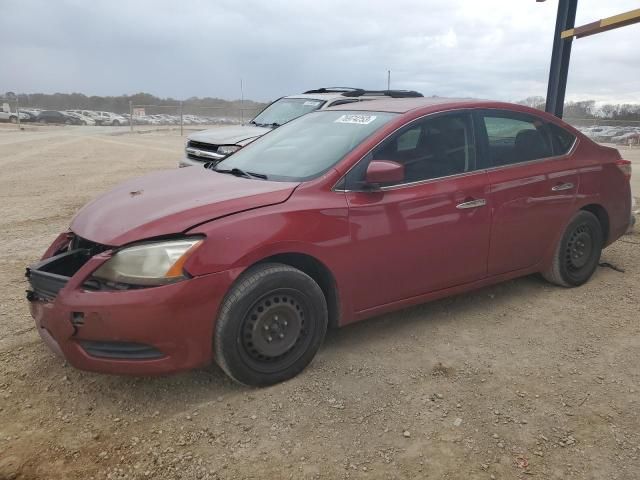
[477,109,579,275]
[342,111,491,312]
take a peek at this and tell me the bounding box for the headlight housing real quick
[92,238,203,287]
[217,145,241,155]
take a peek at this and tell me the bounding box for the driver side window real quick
[346,112,476,188]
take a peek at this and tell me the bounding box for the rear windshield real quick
[216,110,397,181]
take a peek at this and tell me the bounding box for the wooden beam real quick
[562,8,640,39]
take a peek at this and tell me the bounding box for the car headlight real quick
[217,145,241,155]
[92,238,203,287]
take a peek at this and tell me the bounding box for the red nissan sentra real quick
[26,98,633,386]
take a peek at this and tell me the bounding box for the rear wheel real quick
[543,210,603,287]
[214,263,328,386]
[113,120,120,126]
[9,116,17,124]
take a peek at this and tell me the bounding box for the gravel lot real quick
[0,125,639,480]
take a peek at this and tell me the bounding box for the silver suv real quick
[179,87,423,167]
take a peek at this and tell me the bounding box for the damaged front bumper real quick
[25,234,231,375]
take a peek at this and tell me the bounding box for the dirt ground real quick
[0,124,639,480]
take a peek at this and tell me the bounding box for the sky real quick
[1,0,639,104]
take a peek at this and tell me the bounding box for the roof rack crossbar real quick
[303,87,363,94]
[303,88,424,98]
[342,89,423,98]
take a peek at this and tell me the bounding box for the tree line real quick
[2,91,267,116]
[3,91,638,121]
[518,96,640,121]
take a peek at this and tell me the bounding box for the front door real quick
[343,111,491,312]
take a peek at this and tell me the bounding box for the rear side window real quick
[548,123,576,155]
[482,113,553,166]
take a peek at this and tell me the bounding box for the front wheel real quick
[543,210,603,287]
[9,116,17,124]
[112,120,120,126]
[214,263,328,386]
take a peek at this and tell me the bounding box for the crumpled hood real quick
[70,167,298,246]
[188,124,272,146]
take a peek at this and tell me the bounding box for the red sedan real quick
[26,98,633,386]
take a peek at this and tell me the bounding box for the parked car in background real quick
[36,110,83,125]
[178,87,424,167]
[17,109,39,122]
[0,106,30,123]
[68,110,103,123]
[26,98,632,386]
[64,111,96,125]
[90,111,127,126]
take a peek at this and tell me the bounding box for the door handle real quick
[551,182,574,192]
[456,198,486,209]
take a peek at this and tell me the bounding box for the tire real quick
[9,116,17,124]
[82,121,87,125]
[214,263,328,386]
[113,120,120,126]
[543,210,603,287]
[64,120,71,125]
[38,119,46,124]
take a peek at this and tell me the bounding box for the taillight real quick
[616,159,632,180]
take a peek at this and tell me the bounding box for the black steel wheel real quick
[543,210,603,287]
[214,263,328,386]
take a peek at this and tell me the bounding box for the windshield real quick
[216,110,397,181]
[251,98,326,127]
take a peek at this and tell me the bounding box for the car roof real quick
[324,97,571,124]
[325,97,488,113]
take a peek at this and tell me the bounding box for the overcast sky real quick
[1,0,639,104]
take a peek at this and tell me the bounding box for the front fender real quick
[183,190,354,321]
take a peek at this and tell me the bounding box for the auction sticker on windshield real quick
[334,114,377,125]
[303,101,321,106]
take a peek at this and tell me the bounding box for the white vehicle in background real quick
[0,103,30,123]
[68,110,103,124]
[179,87,424,167]
[64,111,96,125]
[93,111,127,126]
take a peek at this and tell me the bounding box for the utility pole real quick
[240,78,245,124]
[387,70,391,90]
[179,100,184,137]
[129,100,133,133]
[16,96,21,130]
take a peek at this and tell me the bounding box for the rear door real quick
[477,109,579,275]
[343,111,491,311]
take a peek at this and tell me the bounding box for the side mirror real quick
[365,160,404,188]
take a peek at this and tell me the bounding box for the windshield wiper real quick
[213,166,268,180]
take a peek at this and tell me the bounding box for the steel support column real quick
[545,0,578,118]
